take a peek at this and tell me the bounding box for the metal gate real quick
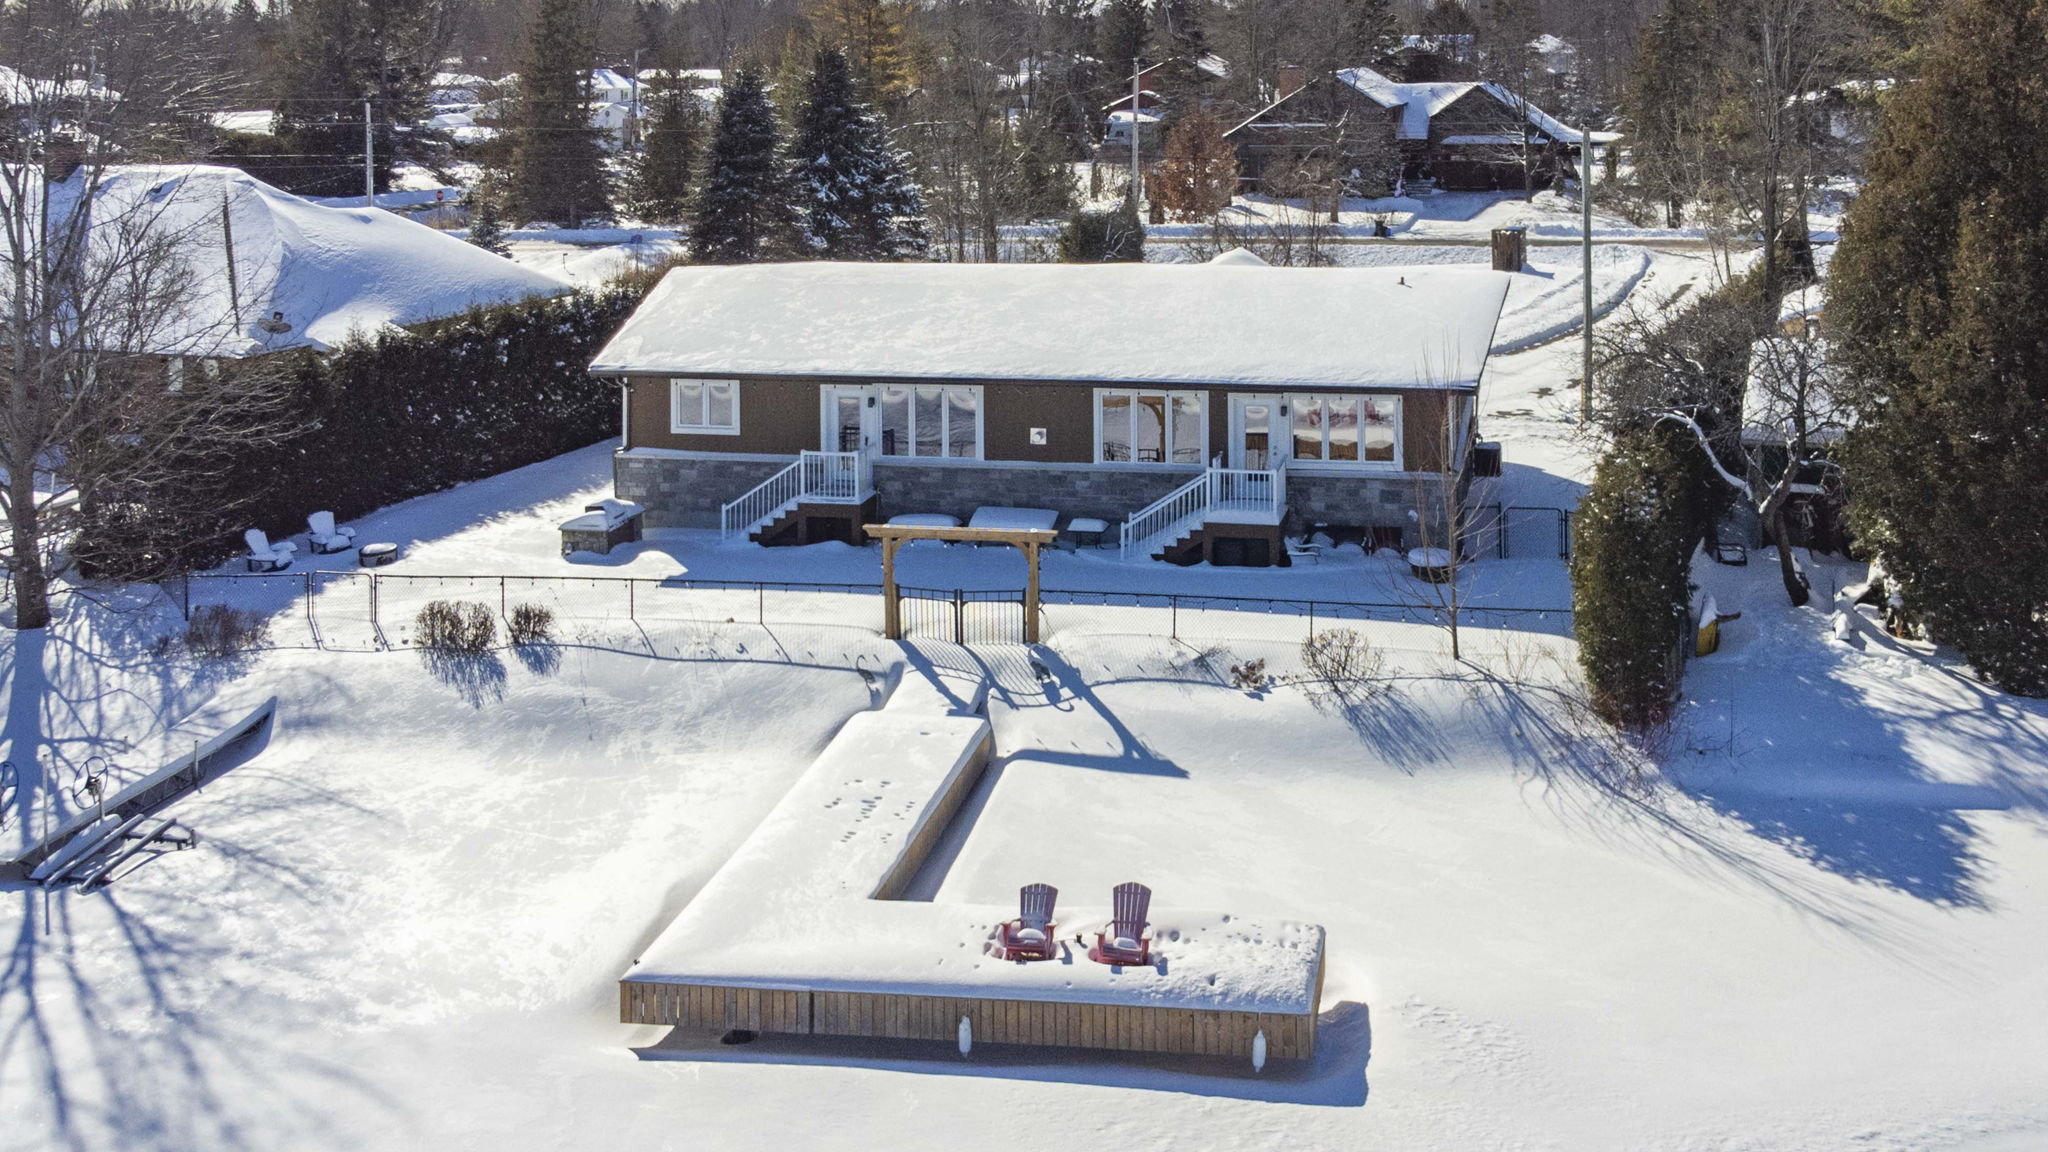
[1500,506,1573,560]
[897,586,1028,645]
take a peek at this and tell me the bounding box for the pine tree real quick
[790,47,929,259]
[1829,0,2048,696]
[269,0,448,197]
[1338,0,1400,67]
[1153,106,1236,220]
[626,76,702,225]
[466,169,513,256]
[1097,0,1151,84]
[505,0,613,226]
[690,67,798,264]
[802,0,913,112]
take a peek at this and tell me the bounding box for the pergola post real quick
[1024,541,1041,644]
[881,536,902,640]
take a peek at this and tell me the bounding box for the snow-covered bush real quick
[415,600,497,654]
[507,602,555,646]
[181,605,271,658]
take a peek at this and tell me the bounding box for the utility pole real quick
[628,50,642,151]
[1580,123,1594,423]
[1130,57,1142,209]
[362,97,375,208]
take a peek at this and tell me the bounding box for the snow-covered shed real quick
[591,258,1509,564]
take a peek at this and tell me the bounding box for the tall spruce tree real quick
[1097,0,1151,82]
[790,47,929,259]
[1829,0,2048,695]
[1147,0,1210,102]
[270,0,449,197]
[506,0,613,225]
[626,76,702,225]
[690,67,798,263]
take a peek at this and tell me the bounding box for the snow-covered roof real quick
[589,68,637,95]
[210,109,275,135]
[16,164,570,357]
[1742,337,1851,447]
[0,64,115,106]
[1325,66,1620,145]
[593,261,1510,390]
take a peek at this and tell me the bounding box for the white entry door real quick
[820,385,874,453]
[1228,395,1287,470]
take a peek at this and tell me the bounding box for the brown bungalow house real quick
[1225,65,1618,193]
[589,254,1509,567]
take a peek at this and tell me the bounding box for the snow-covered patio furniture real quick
[1285,536,1323,565]
[1407,546,1455,583]
[1088,882,1154,967]
[993,883,1060,962]
[357,542,398,568]
[243,529,296,572]
[1064,517,1110,550]
[306,510,358,554]
[967,506,1058,533]
[560,499,644,556]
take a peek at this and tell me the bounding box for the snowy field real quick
[6,242,2048,1151]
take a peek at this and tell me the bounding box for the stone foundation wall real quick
[615,449,1459,544]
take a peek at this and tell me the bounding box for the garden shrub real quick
[182,604,271,658]
[415,600,497,654]
[507,602,556,646]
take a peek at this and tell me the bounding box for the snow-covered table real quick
[967,506,1058,532]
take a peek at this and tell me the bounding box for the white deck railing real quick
[1119,466,1286,561]
[721,450,870,540]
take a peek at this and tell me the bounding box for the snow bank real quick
[593,261,1510,391]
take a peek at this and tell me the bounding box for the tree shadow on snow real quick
[632,999,1374,1107]
[1,621,394,1152]
[420,651,507,708]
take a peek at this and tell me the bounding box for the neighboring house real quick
[1098,56,1229,157]
[1225,65,1618,192]
[589,254,1509,566]
[11,160,570,374]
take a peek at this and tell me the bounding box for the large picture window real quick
[878,384,981,458]
[1289,394,1399,466]
[1097,389,1206,464]
[670,378,740,434]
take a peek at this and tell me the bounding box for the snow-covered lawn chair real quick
[1285,536,1323,564]
[305,510,357,554]
[994,883,1059,961]
[243,529,296,572]
[1087,881,1153,966]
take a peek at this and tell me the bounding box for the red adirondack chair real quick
[1088,881,1153,966]
[995,883,1060,961]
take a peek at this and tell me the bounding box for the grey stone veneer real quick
[616,449,1451,541]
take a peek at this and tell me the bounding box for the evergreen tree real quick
[1097,0,1151,83]
[690,67,798,264]
[269,0,449,197]
[466,169,512,256]
[1013,113,1081,221]
[1829,0,2048,695]
[505,0,613,225]
[1337,0,1400,67]
[790,47,929,259]
[626,76,702,225]
[1057,202,1145,262]
[1570,428,1710,730]
[802,0,913,112]
[1153,106,1236,220]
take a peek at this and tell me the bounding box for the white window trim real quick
[669,376,741,435]
[1092,388,1210,466]
[1286,392,1402,470]
[876,383,986,460]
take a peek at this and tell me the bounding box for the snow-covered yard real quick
[5,243,2048,1152]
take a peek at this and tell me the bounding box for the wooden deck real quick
[621,969,1323,1061]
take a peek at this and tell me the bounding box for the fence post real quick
[181,576,191,621]
[305,572,314,633]
[953,588,965,645]
[757,583,764,626]
[630,579,637,621]
[499,576,507,620]
[1171,594,1178,641]
[1308,600,1316,637]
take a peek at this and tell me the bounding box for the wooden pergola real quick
[864,524,1059,644]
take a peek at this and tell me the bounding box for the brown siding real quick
[623,982,1321,1061]
[620,373,1465,473]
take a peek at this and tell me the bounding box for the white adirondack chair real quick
[244,529,296,572]
[306,510,358,554]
